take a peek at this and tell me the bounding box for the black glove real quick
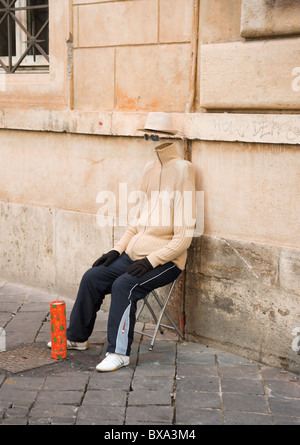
[92,250,120,267]
[127,258,153,277]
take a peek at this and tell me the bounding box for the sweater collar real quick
[155,143,180,165]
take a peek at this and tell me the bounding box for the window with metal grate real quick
[0,0,49,73]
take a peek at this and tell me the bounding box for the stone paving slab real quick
[126,405,174,425]
[176,389,221,410]
[0,279,299,426]
[220,377,265,395]
[82,389,127,406]
[128,388,173,406]
[224,412,272,426]
[176,406,223,425]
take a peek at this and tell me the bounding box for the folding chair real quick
[134,279,184,350]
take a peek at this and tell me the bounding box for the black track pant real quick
[67,253,182,356]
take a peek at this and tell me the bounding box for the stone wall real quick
[72,0,193,112]
[0,0,299,372]
[186,235,300,373]
[0,129,154,295]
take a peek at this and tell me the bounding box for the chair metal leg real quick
[150,289,184,339]
[135,295,164,336]
[144,299,164,334]
[148,280,177,350]
[134,279,184,351]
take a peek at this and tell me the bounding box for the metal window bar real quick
[0,0,49,73]
[135,279,185,351]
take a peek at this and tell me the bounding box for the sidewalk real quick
[0,280,299,426]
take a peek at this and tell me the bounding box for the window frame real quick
[0,0,49,74]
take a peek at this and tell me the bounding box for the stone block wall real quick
[241,0,300,38]
[184,137,300,372]
[0,0,299,372]
[186,235,300,373]
[199,0,300,110]
[0,129,153,296]
[73,0,193,112]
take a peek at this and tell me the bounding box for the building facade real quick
[0,0,299,372]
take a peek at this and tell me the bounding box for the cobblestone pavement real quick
[0,280,299,426]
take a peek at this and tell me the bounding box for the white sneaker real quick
[96,352,130,372]
[47,339,89,351]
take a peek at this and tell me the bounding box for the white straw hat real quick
[137,112,178,135]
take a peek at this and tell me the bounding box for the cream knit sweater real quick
[114,143,196,270]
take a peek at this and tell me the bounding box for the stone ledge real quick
[0,109,300,145]
[241,0,300,38]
